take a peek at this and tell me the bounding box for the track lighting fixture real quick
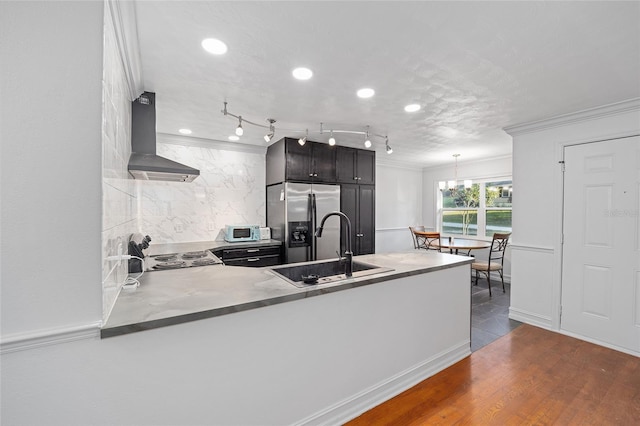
[299,129,308,146]
[221,102,391,152]
[235,116,244,136]
[264,119,276,142]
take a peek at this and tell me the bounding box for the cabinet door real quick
[357,185,375,254]
[356,150,376,185]
[285,139,312,181]
[312,142,337,182]
[339,184,358,255]
[336,147,357,183]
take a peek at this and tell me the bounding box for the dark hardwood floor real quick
[346,324,640,425]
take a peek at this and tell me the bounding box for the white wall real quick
[1,0,104,336]
[375,163,423,252]
[506,99,640,330]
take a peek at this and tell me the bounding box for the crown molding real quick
[157,133,268,155]
[504,98,640,136]
[108,0,144,100]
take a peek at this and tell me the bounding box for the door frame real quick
[553,131,640,354]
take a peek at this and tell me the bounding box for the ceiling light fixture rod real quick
[221,102,389,143]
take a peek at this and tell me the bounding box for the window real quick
[439,179,512,238]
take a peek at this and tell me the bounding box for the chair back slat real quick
[488,232,511,263]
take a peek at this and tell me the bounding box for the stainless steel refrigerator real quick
[266,182,341,264]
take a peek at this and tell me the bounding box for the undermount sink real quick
[269,259,394,288]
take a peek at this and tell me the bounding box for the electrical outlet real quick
[208,222,216,231]
[175,223,184,233]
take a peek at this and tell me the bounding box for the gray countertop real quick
[101,246,472,338]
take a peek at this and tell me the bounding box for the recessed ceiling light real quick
[201,38,228,55]
[357,88,375,98]
[404,104,421,113]
[228,135,239,141]
[178,128,192,135]
[292,67,313,80]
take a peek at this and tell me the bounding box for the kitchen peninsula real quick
[101,247,472,424]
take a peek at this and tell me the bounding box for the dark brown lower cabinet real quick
[214,244,282,267]
[340,184,375,255]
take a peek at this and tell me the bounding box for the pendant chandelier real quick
[439,154,472,195]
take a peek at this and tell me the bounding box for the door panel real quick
[562,136,640,353]
[358,185,376,254]
[340,184,358,255]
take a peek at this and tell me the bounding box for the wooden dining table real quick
[436,238,491,255]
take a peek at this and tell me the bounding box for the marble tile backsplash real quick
[101,2,136,322]
[139,142,266,244]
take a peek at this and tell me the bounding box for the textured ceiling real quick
[134,1,640,167]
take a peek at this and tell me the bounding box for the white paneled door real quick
[561,136,640,354]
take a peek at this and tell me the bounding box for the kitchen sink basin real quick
[269,259,394,288]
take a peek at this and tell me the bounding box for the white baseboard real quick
[0,322,102,354]
[558,329,640,358]
[293,340,471,426]
[508,307,553,329]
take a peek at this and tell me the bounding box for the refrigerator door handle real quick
[311,193,318,261]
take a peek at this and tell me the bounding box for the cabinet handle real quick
[247,258,260,262]
[314,173,318,177]
[354,177,358,180]
[358,177,362,181]
[247,249,260,253]
[309,173,314,177]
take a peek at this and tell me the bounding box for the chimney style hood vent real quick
[128,92,200,182]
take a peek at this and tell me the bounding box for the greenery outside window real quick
[440,179,512,237]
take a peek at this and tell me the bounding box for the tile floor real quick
[471,277,522,352]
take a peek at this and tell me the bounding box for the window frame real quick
[437,176,512,240]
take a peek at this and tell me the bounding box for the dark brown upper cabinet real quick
[336,146,375,185]
[266,137,336,185]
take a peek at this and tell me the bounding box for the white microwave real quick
[224,225,260,242]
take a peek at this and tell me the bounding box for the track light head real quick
[235,116,243,136]
[298,129,308,146]
[385,137,392,154]
[364,125,371,148]
[328,130,335,146]
[264,119,276,142]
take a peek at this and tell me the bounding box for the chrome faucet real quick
[315,211,353,277]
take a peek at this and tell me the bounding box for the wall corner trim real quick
[504,98,640,136]
[1,322,102,355]
[108,0,144,100]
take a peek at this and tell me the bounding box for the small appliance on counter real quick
[224,225,260,242]
[259,227,271,240]
[128,233,151,273]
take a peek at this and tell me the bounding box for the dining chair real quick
[408,226,425,249]
[471,232,511,296]
[420,231,442,252]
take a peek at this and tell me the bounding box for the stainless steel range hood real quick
[128,92,200,182]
